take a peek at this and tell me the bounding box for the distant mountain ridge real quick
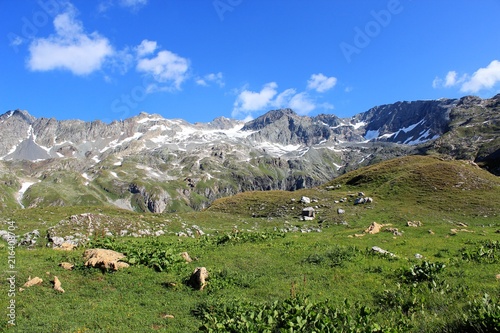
[0,94,498,213]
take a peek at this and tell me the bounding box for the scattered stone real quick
[354,197,373,205]
[83,249,129,271]
[0,230,13,243]
[371,246,395,257]
[407,221,422,227]
[365,222,384,234]
[189,267,208,290]
[456,222,468,227]
[415,253,423,259]
[300,196,311,204]
[54,242,76,251]
[59,262,74,270]
[181,252,193,263]
[23,277,43,288]
[358,192,365,197]
[19,230,40,246]
[337,208,345,214]
[354,197,366,205]
[301,207,315,221]
[53,276,65,293]
[50,236,66,247]
[450,228,473,234]
[385,228,403,236]
[162,314,175,319]
[428,230,435,235]
[496,274,500,280]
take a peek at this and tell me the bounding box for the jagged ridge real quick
[0,94,498,213]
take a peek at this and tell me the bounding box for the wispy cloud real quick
[27,6,114,76]
[136,49,190,90]
[307,73,337,92]
[432,60,500,93]
[98,0,148,13]
[196,72,225,87]
[289,92,316,114]
[119,0,148,9]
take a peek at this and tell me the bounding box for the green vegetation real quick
[0,155,499,332]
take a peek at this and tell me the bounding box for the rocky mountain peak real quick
[0,94,498,213]
[1,109,35,124]
[204,116,242,130]
[242,108,297,131]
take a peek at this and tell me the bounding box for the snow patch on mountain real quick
[255,142,302,157]
[351,121,367,129]
[17,180,37,208]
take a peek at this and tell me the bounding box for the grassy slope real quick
[0,155,499,332]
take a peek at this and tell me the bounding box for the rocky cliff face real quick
[0,95,498,212]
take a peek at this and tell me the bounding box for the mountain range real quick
[0,94,498,213]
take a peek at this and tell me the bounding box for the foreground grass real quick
[0,216,499,332]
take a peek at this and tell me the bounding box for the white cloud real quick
[232,81,334,119]
[433,60,500,93]
[461,60,500,93]
[27,8,114,75]
[289,92,316,115]
[196,72,225,87]
[119,0,148,8]
[307,73,337,92]
[97,0,148,13]
[444,71,457,87]
[136,39,157,57]
[136,50,190,90]
[274,88,296,108]
[232,82,278,117]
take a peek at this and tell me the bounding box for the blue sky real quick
[1,0,499,123]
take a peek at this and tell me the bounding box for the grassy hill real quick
[0,155,499,332]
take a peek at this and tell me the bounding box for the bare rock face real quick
[189,267,209,290]
[83,249,130,271]
[129,183,170,213]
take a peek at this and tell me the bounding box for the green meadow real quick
[1,156,499,332]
